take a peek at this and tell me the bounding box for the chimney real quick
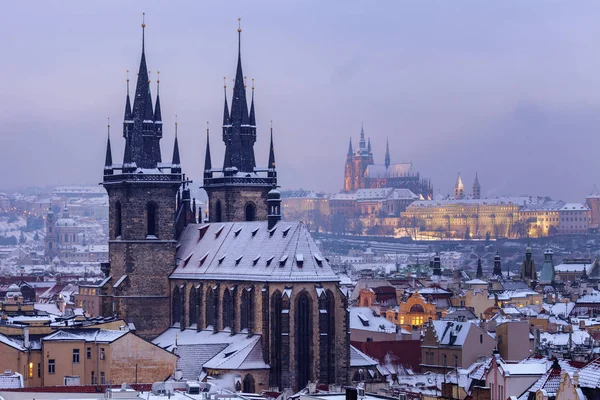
[580,320,586,330]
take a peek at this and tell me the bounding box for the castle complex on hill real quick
[343,126,433,199]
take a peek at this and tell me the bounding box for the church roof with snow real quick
[364,163,412,179]
[171,221,339,283]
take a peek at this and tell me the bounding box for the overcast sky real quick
[1,1,600,201]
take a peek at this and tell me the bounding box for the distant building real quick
[343,126,432,198]
[558,203,590,234]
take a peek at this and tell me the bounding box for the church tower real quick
[454,173,465,200]
[101,19,185,339]
[472,172,481,199]
[343,138,354,192]
[203,23,277,222]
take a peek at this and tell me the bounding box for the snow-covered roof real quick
[429,321,473,347]
[0,333,26,351]
[171,221,339,283]
[501,362,547,376]
[538,330,591,347]
[560,203,589,211]
[350,345,379,367]
[153,328,269,377]
[465,279,487,285]
[364,163,412,179]
[578,357,600,389]
[0,371,23,389]
[349,307,396,333]
[42,329,128,343]
[555,263,593,273]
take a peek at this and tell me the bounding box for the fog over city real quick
[1,1,600,200]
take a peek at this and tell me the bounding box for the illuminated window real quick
[28,362,33,378]
[399,316,404,325]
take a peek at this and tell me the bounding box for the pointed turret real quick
[473,172,481,199]
[367,137,371,153]
[454,173,465,200]
[249,79,256,126]
[476,258,483,279]
[123,72,134,138]
[154,72,163,137]
[385,138,391,169]
[104,119,113,175]
[171,118,181,174]
[204,123,213,180]
[347,138,354,157]
[359,123,366,151]
[268,121,277,180]
[222,78,230,127]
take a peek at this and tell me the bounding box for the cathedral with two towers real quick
[99,21,349,392]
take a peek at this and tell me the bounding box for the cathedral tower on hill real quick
[202,25,277,223]
[343,126,432,198]
[101,21,192,339]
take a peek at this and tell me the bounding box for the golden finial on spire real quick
[107,118,111,137]
[148,70,151,84]
[207,121,210,133]
[252,78,255,91]
[142,12,146,28]
[157,70,160,84]
[126,69,129,83]
[237,17,242,33]
[270,120,273,131]
[223,76,227,89]
[244,76,247,88]
[175,114,178,137]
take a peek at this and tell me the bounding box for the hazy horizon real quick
[2,1,600,201]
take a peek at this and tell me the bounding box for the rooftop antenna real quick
[175,114,178,137]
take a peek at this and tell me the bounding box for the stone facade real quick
[170,279,349,391]
[101,182,180,339]
[205,185,271,223]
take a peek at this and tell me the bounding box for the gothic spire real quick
[359,123,366,150]
[367,137,371,153]
[268,121,276,169]
[385,137,391,169]
[154,72,162,123]
[172,117,180,166]
[204,122,212,172]
[268,121,277,180]
[230,18,249,127]
[104,119,113,170]
[133,16,153,125]
[124,71,133,122]
[347,137,353,156]
[249,78,256,126]
[222,77,230,126]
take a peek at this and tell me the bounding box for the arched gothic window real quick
[206,286,215,328]
[242,374,255,393]
[240,287,254,333]
[189,286,198,327]
[115,201,122,238]
[245,202,256,222]
[296,292,312,389]
[147,202,158,237]
[172,285,182,326]
[222,288,234,330]
[326,290,336,383]
[270,291,283,390]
